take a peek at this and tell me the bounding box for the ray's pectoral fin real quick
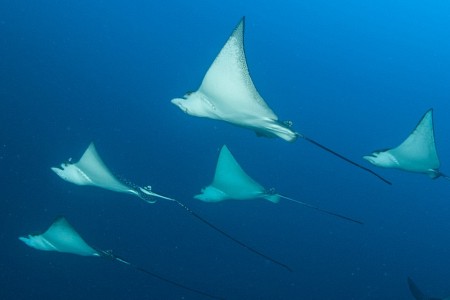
[195,145,275,202]
[407,277,427,300]
[407,277,445,300]
[364,109,446,181]
[51,142,136,194]
[19,216,100,256]
[170,17,297,142]
[52,142,175,201]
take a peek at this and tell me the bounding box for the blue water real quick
[1,1,450,299]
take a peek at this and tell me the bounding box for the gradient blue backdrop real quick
[1,1,450,299]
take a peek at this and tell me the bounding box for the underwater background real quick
[1,0,450,299]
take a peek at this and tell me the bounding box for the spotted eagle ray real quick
[408,277,449,300]
[364,109,449,181]
[19,216,222,299]
[51,142,172,203]
[171,17,391,185]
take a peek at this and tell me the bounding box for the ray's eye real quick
[373,148,389,155]
[283,120,293,128]
[184,91,194,97]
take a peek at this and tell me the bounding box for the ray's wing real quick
[199,17,278,120]
[407,277,444,300]
[75,143,135,193]
[390,109,440,170]
[39,217,99,256]
[407,277,427,300]
[211,145,269,200]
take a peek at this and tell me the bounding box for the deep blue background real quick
[1,1,450,299]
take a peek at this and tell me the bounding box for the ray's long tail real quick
[277,194,363,225]
[297,133,392,185]
[173,199,293,272]
[138,187,292,272]
[98,249,224,300]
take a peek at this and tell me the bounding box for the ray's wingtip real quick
[233,16,245,32]
[237,16,245,30]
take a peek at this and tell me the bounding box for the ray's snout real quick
[362,155,376,163]
[171,98,187,113]
[50,166,62,175]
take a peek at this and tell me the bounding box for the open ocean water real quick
[1,1,450,299]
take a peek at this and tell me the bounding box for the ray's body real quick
[364,109,449,181]
[51,142,169,203]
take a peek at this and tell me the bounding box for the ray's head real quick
[194,186,228,202]
[363,150,398,168]
[51,163,73,180]
[51,163,89,186]
[19,235,52,251]
[171,91,213,118]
